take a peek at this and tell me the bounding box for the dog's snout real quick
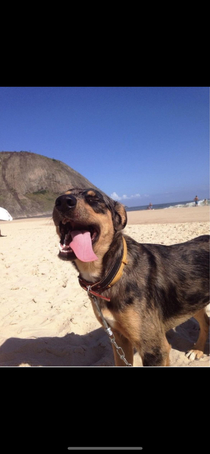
[55,194,77,211]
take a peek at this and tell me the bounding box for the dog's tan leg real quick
[186,308,209,360]
[162,336,171,366]
[90,302,134,366]
[141,334,171,366]
[111,329,133,366]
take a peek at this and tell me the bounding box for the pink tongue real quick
[70,230,98,262]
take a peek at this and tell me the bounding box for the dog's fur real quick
[53,188,209,366]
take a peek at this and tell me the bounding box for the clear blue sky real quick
[0,86,209,206]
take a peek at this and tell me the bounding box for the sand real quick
[0,206,209,367]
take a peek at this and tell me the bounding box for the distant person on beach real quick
[194,195,199,206]
[204,199,207,205]
[147,203,153,210]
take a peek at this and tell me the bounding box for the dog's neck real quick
[77,236,127,301]
[73,259,103,283]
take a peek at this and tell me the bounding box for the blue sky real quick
[0,86,209,206]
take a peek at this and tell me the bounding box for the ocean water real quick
[126,199,210,212]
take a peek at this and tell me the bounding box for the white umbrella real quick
[0,207,13,221]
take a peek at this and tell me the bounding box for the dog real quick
[53,187,209,366]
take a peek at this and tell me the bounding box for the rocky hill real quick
[0,151,99,218]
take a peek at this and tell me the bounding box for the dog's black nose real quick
[55,194,77,211]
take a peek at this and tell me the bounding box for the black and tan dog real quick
[53,188,209,366]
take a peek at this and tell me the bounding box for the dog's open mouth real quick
[58,221,99,262]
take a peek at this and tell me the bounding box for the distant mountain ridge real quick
[0,151,99,218]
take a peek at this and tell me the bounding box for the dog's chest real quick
[101,308,117,328]
[90,299,117,329]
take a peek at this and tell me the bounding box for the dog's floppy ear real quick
[112,201,127,231]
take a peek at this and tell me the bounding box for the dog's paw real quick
[185,349,204,360]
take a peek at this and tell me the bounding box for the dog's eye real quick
[86,195,98,204]
[85,190,104,207]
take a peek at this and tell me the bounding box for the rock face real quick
[0,151,98,218]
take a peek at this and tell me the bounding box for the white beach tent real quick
[0,207,13,221]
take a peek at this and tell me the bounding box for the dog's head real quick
[53,188,127,263]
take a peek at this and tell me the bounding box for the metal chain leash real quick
[87,287,132,366]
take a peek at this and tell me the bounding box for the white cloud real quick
[130,193,141,199]
[110,192,141,201]
[110,192,122,200]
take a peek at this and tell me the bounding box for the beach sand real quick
[0,206,209,367]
